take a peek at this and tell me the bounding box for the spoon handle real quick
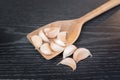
[77,0,120,23]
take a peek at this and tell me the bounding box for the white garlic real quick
[40,43,52,55]
[50,42,64,52]
[73,48,92,63]
[31,35,42,49]
[39,30,50,42]
[58,57,76,71]
[44,24,61,38]
[57,31,67,42]
[54,39,66,47]
[63,45,77,58]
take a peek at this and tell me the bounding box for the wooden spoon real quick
[27,0,120,60]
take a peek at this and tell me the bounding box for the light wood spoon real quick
[27,0,120,60]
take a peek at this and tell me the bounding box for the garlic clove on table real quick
[73,48,92,63]
[58,57,76,71]
[63,45,77,58]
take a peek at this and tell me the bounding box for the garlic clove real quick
[54,39,66,47]
[58,57,76,71]
[50,42,64,52]
[40,43,52,55]
[44,24,61,38]
[39,30,50,42]
[31,35,42,49]
[57,31,67,42]
[73,48,92,63]
[63,45,77,58]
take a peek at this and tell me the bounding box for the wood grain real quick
[0,0,120,80]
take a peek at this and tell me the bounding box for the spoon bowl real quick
[27,0,120,60]
[27,20,83,60]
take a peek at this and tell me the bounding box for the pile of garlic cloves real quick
[31,25,92,71]
[58,46,92,71]
[31,24,66,55]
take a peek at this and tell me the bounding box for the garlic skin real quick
[54,39,66,47]
[40,43,52,55]
[31,35,42,49]
[50,42,64,52]
[57,31,67,42]
[44,25,61,38]
[39,30,50,42]
[63,45,77,58]
[58,57,76,71]
[73,48,92,63]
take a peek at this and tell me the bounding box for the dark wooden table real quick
[0,0,120,80]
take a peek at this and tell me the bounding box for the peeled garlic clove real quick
[39,30,50,42]
[63,45,77,58]
[50,42,64,52]
[58,58,76,71]
[40,43,52,55]
[73,48,92,63]
[54,39,66,47]
[44,24,61,38]
[31,35,42,49]
[57,31,67,42]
